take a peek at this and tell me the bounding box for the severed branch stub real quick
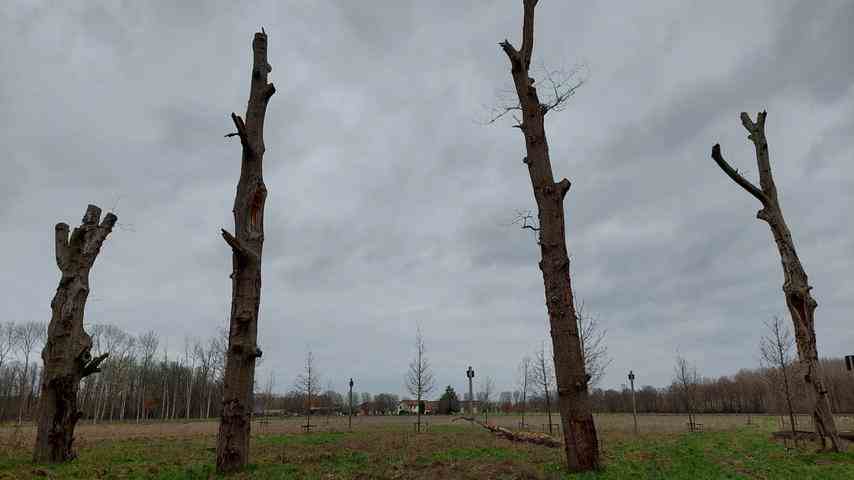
[709,110,842,452]
[34,204,117,463]
[221,229,259,262]
[227,113,251,152]
[81,352,109,378]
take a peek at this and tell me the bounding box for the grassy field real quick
[1,414,853,479]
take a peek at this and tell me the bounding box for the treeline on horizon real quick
[589,357,853,415]
[2,320,852,423]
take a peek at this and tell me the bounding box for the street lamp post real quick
[628,370,638,435]
[466,366,475,416]
[348,378,354,432]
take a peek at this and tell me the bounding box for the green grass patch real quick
[256,431,348,446]
[552,428,854,480]
[2,424,854,479]
[431,446,525,463]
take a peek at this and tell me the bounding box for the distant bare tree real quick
[83,324,105,424]
[33,205,116,463]
[260,369,275,416]
[532,342,556,434]
[0,323,14,372]
[136,331,159,423]
[294,350,320,430]
[16,321,45,424]
[116,333,137,421]
[576,298,611,388]
[405,323,435,433]
[0,323,14,420]
[195,338,219,418]
[373,393,399,415]
[477,376,496,423]
[211,326,228,382]
[517,356,532,428]
[674,354,700,432]
[760,316,799,441]
[710,111,840,451]
[184,336,198,420]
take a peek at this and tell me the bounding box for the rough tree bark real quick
[33,205,116,463]
[711,111,841,452]
[499,0,600,471]
[216,29,275,473]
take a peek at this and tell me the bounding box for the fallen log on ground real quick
[773,430,854,442]
[452,417,561,448]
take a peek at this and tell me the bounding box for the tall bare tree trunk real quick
[185,367,194,419]
[162,380,168,421]
[215,29,275,474]
[206,386,212,419]
[499,0,599,471]
[33,205,115,463]
[119,389,126,421]
[138,383,145,422]
[711,111,841,451]
[171,384,178,420]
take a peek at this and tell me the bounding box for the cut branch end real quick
[557,178,571,199]
[710,143,768,205]
[81,352,109,378]
[101,212,118,229]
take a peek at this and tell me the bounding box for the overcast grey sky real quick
[1,0,852,398]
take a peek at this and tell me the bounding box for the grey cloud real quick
[1,0,852,395]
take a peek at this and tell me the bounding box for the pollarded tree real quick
[33,205,116,463]
[497,0,599,471]
[710,111,841,451]
[216,29,276,473]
